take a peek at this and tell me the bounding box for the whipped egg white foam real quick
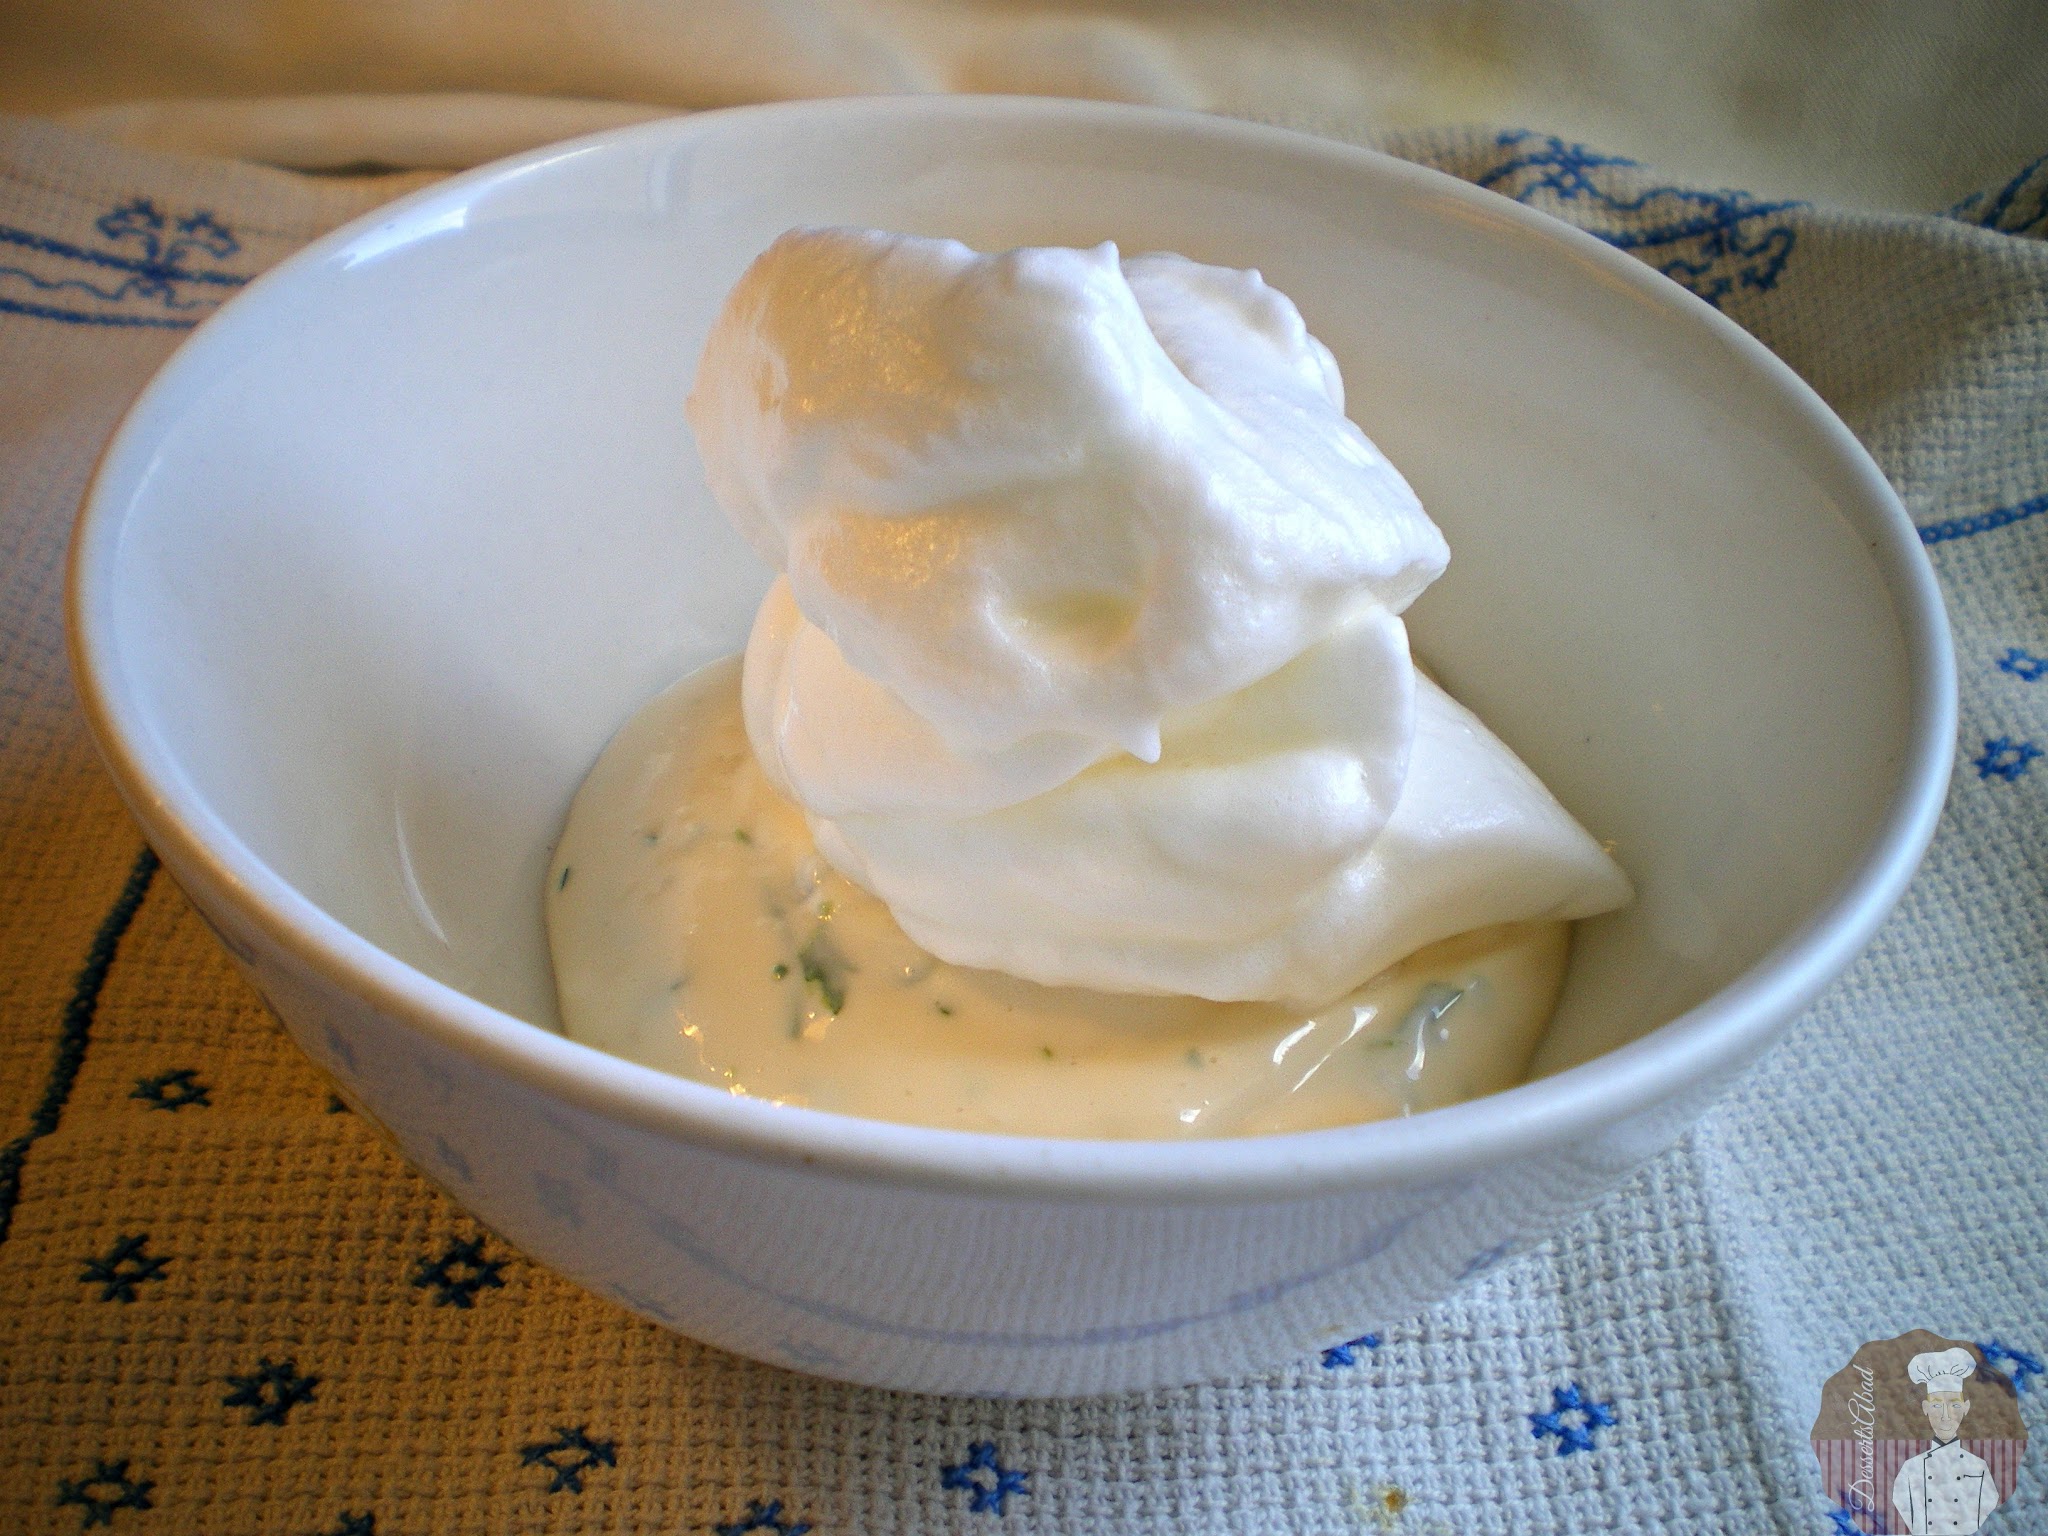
[686,228,1630,1007]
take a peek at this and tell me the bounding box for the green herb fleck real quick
[935,1002,954,1017]
[641,830,659,845]
[1185,1048,1205,1068]
[734,828,753,845]
[555,865,572,891]
[771,963,789,981]
[1040,1045,1056,1060]
[816,899,835,919]
[799,942,845,1015]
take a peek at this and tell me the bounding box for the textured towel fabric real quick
[0,112,2043,1535]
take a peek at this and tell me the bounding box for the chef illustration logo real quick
[1812,1331,2028,1533]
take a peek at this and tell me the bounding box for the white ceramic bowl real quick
[69,98,1953,1397]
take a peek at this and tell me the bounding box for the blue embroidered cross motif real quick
[322,1516,376,1536]
[1476,131,1801,308]
[1997,647,2048,682]
[1528,1383,1618,1456]
[1320,1332,1381,1368]
[79,1233,169,1302]
[715,1498,813,1535]
[131,1068,209,1111]
[1977,1338,2043,1394]
[411,1234,507,1308]
[0,196,248,330]
[1973,737,2042,782]
[97,198,238,263]
[941,1442,1032,1515]
[223,1357,319,1425]
[55,1459,154,1528]
[519,1425,616,1493]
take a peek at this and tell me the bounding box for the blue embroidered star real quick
[322,1516,376,1536]
[1320,1332,1382,1368]
[519,1424,616,1493]
[222,1356,319,1425]
[715,1498,813,1535]
[131,1067,210,1111]
[941,1442,1031,1515]
[410,1234,507,1308]
[1977,1338,2043,1394]
[1529,1383,1618,1456]
[1973,736,2042,782]
[1825,1504,1862,1536]
[55,1459,154,1528]
[1997,646,2048,682]
[80,1234,169,1303]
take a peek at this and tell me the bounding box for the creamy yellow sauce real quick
[546,660,1572,1139]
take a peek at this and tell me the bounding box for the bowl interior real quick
[85,102,1916,1085]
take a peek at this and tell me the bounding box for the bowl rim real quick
[67,94,1957,1201]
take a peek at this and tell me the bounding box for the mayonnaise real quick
[548,660,1573,1138]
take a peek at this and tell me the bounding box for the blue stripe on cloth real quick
[1918,491,2048,546]
[0,846,159,1245]
[0,221,246,288]
[0,202,249,328]
[0,294,202,330]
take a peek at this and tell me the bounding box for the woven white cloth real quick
[0,108,2042,1534]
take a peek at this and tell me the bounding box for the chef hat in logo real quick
[1908,1347,1977,1399]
